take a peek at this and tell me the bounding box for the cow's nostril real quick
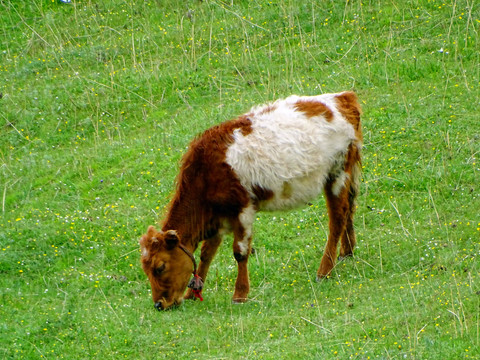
[154,302,163,311]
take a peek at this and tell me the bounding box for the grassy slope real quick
[1,0,479,358]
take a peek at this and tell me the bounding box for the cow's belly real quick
[255,168,328,211]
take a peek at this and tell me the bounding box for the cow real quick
[140,91,362,310]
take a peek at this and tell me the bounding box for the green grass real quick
[1,0,479,358]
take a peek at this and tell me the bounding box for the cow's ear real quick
[146,225,157,238]
[164,230,179,250]
[140,225,159,249]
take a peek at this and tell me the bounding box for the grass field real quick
[1,0,479,358]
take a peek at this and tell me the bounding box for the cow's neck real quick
[161,198,207,252]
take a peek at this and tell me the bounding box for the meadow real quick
[0,0,479,358]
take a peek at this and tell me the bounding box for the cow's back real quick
[225,92,361,210]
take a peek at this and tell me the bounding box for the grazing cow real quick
[140,91,362,310]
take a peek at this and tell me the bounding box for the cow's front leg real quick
[232,205,255,303]
[184,234,222,300]
[232,249,250,303]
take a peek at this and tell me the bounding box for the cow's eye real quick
[154,263,166,276]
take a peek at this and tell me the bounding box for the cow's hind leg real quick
[317,177,349,280]
[339,145,361,259]
[339,190,356,260]
[232,204,255,303]
[184,234,222,300]
[339,212,355,260]
[318,144,360,279]
[338,178,357,259]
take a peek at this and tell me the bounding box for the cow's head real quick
[139,226,193,310]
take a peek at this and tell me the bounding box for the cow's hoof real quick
[338,253,353,262]
[232,298,248,304]
[315,274,331,282]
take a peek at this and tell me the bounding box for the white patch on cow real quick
[237,204,255,255]
[141,246,148,258]
[331,171,350,197]
[226,92,358,211]
[237,240,249,257]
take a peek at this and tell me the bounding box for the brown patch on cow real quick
[258,104,277,116]
[335,92,363,141]
[281,182,293,199]
[238,115,254,136]
[162,115,253,244]
[294,100,334,121]
[252,185,274,202]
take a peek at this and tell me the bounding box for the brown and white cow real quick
[140,91,362,310]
